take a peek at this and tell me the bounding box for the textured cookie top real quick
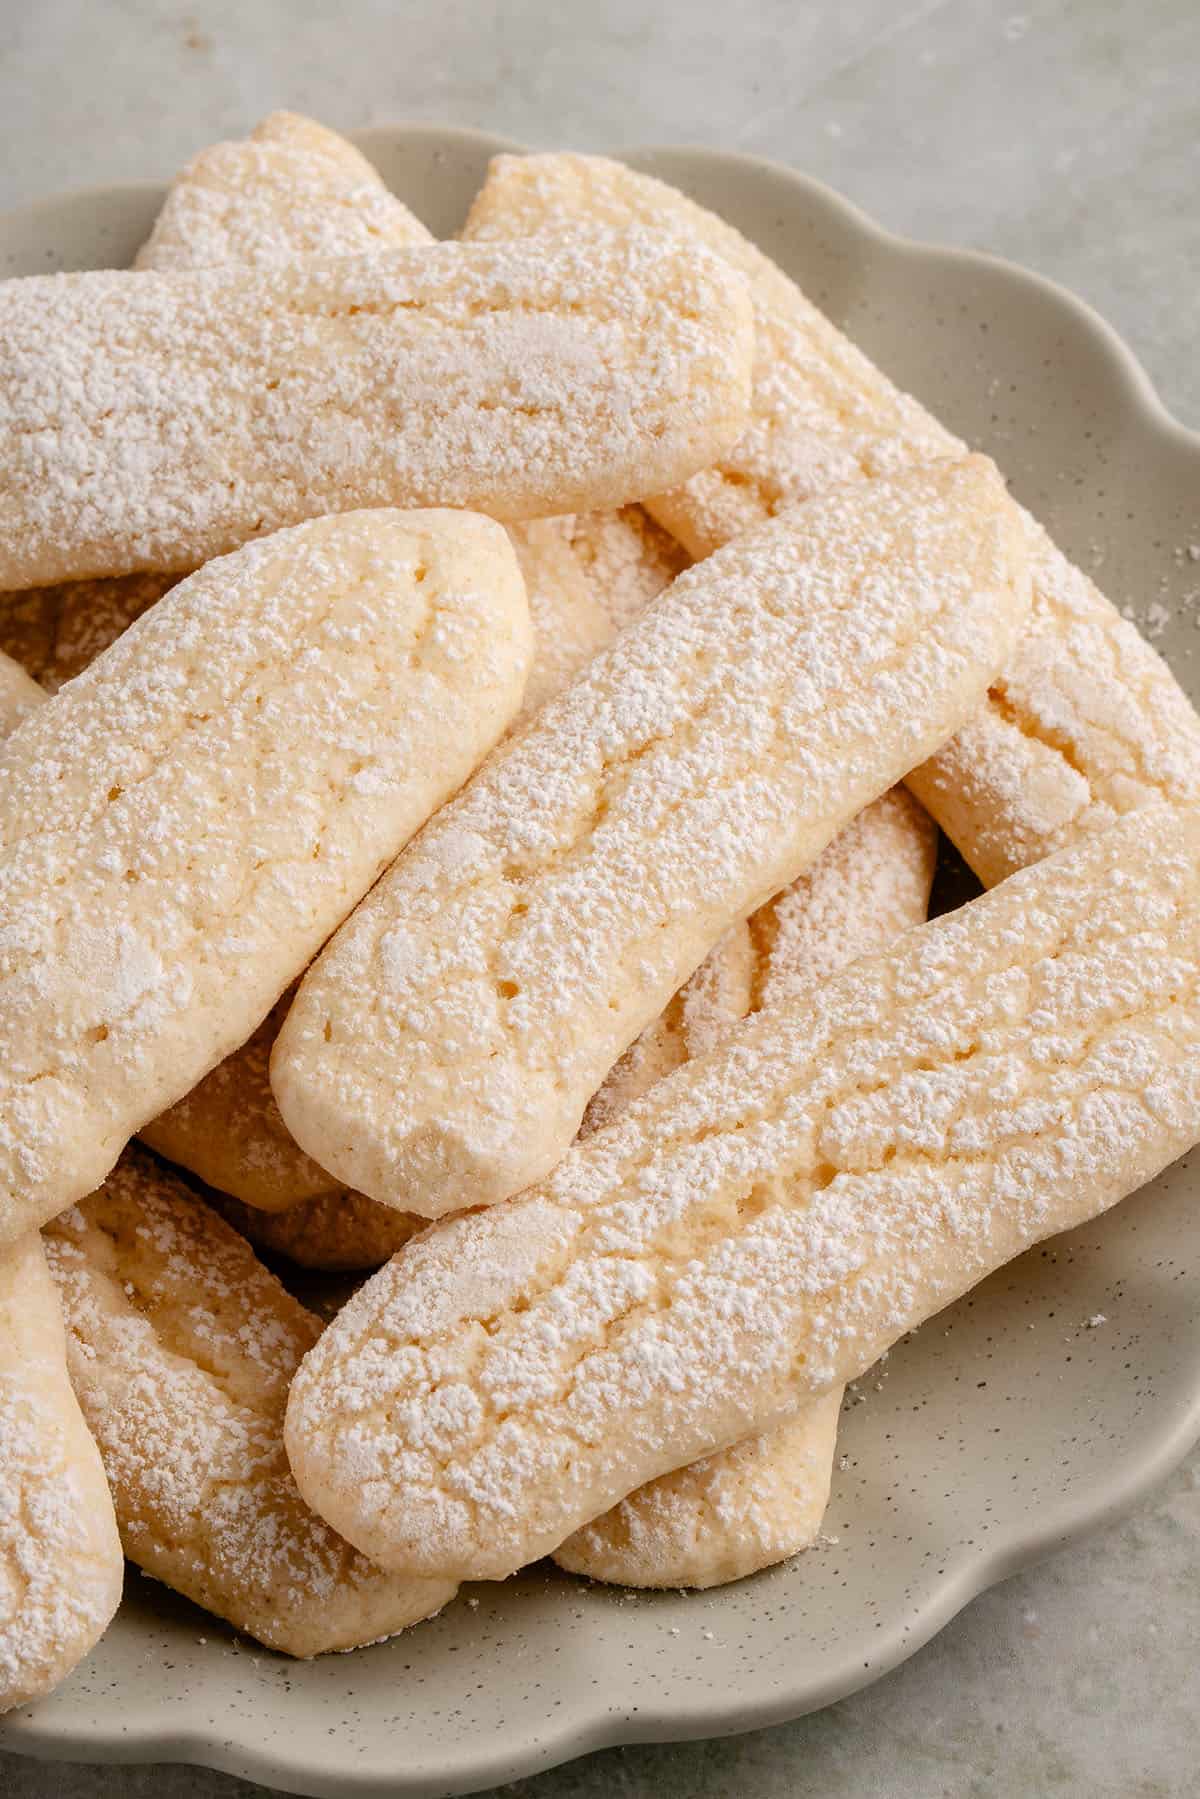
[43,1151,454,1656]
[272,457,1029,1217]
[0,508,531,1240]
[0,115,429,689]
[560,787,934,1584]
[285,804,1200,1580]
[463,153,1200,887]
[0,1233,122,1710]
[136,111,431,270]
[0,230,754,587]
[911,512,1200,883]
[462,151,961,557]
[509,507,687,719]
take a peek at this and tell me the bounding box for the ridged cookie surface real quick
[909,513,1200,883]
[0,231,753,587]
[286,805,1200,1580]
[561,788,935,1586]
[42,1151,454,1655]
[0,1233,122,1710]
[554,1393,844,1591]
[462,151,960,558]
[272,457,1030,1217]
[0,508,531,1242]
[463,153,1200,880]
[0,113,430,692]
[149,513,684,1215]
[136,110,431,271]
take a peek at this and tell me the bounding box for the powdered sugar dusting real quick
[0,1233,121,1710]
[286,804,1200,1580]
[136,112,432,272]
[560,788,935,1584]
[464,152,1200,884]
[912,513,1200,883]
[509,507,687,719]
[42,1149,453,1655]
[274,457,1028,1219]
[0,508,530,1242]
[0,229,753,588]
[462,153,961,558]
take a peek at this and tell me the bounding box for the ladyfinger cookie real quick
[0,508,531,1244]
[0,232,753,589]
[42,1151,454,1655]
[559,789,936,1587]
[136,110,431,271]
[0,1233,122,1711]
[272,457,1030,1218]
[462,151,961,559]
[35,122,685,1218]
[555,1396,844,1592]
[907,515,1200,884]
[286,804,1200,1580]
[0,113,431,691]
[582,790,936,1135]
[463,152,1200,882]
[222,790,893,1283]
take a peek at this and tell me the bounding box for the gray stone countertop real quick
[1,0,1197,1792]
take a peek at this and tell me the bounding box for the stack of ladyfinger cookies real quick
[2,114,1198,1708]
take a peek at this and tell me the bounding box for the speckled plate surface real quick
[2,125,1199,1799]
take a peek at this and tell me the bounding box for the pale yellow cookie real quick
[561,789,935,1586]
[554,1393,844,1591]
[148,511,683,1215]
[0,508,531,1245]
[583,790,936,1136]
[579,923,756,1137]
[136,110,431,271]
[0,114,432,695]
[509,508,688,720]
[908,513,1200,883]
[462,152,960,558]
[42,1150,454,1655]
[272,457,1030,1219]
[149,493,690,1215]
[210,1187,424,1274]
[286,804,1200,1581]
[0,232,753,588]
[463,153,1200,881]
[0,1232,122,1711]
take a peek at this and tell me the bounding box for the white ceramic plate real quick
[2,125,1199,1799]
